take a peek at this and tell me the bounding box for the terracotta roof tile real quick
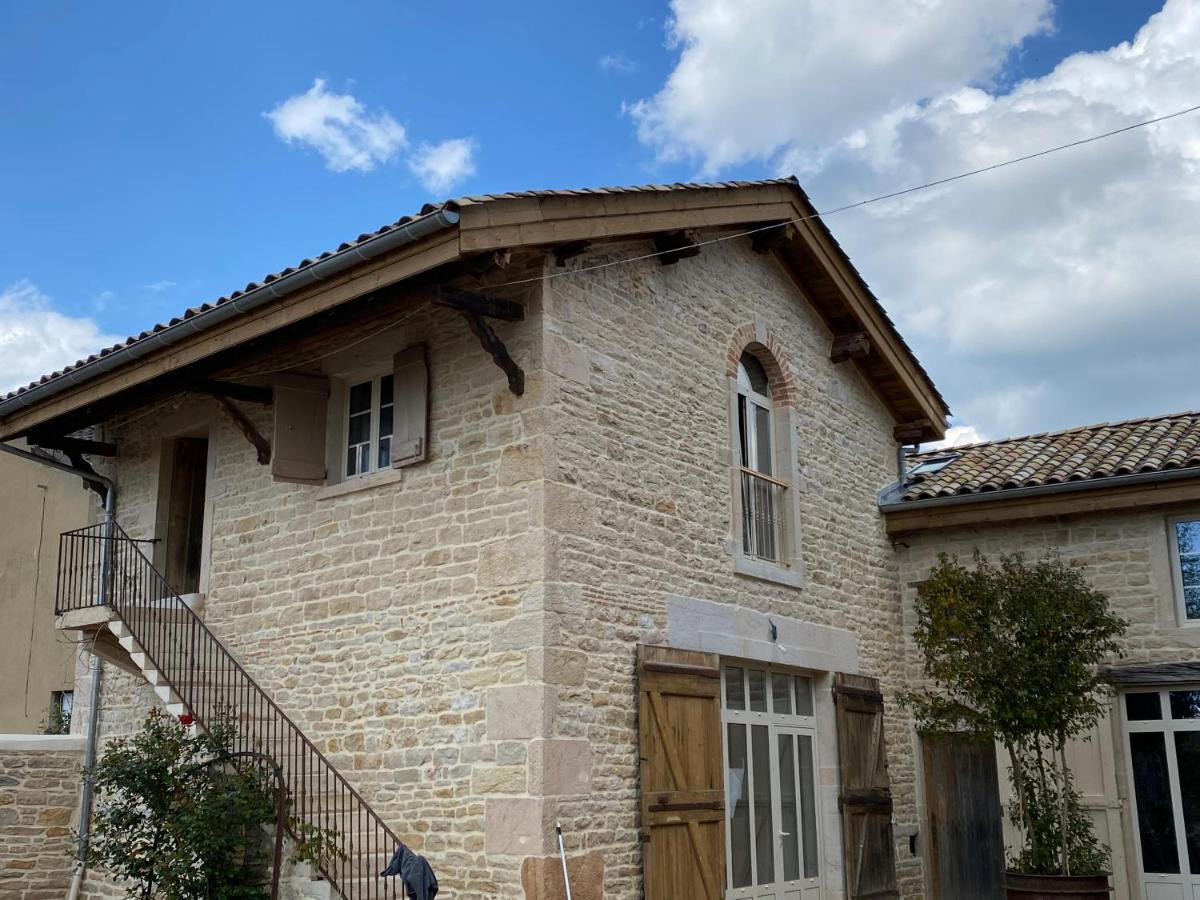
[901,411,1200,501]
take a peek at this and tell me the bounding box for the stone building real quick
[0,178,952,900]
[883,412,1200,900]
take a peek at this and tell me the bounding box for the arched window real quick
[736,351,783,562]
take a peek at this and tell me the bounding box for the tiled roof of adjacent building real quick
[899,411,1200,502]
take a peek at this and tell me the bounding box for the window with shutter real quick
[638,644,726,900]
[833,673,900,900]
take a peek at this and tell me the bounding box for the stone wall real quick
[536,237,923,899]
[0,735,85,899]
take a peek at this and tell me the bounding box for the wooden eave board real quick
[883,477,1200,534]
[0,230,460,441]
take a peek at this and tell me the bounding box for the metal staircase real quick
[57,522,402,900]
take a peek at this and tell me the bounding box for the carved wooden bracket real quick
[214,396,271,464]
[433,286,525,396]
[830,332,871,363]
[652,230,701,265]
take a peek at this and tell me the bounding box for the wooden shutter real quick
[271,373,329,484]
[834,672,900,899]
[637,644,725,900]
[391,343,429,468]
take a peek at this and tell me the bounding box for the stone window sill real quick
[316,467,404,502]
[734,554,804,589]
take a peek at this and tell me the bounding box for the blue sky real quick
[2,0,1192,443]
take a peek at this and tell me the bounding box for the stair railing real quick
[57,522,401,899]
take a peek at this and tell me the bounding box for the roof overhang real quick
[882,465,1200,534]
[0,180,948,443]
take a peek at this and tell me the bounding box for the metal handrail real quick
[58,522,401,900]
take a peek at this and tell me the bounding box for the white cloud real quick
[0,281,121,395]
[408,138,477,193]
[265,79,408,173]
[599,52,637,74]
[144,280,176,293]
[927,424,989,451]
[633,0,1200,439]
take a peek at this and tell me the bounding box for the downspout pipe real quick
[0,442,114,900]
[0,205,460,422]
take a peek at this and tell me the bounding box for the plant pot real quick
[1006,871,1112,899]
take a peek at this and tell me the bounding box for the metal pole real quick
[556,821,573,900]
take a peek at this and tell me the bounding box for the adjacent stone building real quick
[883,412,1200,900]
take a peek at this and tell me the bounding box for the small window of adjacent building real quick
[1171,517,1200,623]
[48,690,73,735]
[344,374,395,478]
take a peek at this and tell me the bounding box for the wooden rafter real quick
[750,221,796,254]
[29,435,117,457]
[894,420,933,443]
[830,332,871,363]
[213,397,271,465]
[190,379,273,405]
[552,240,591,267]
[652,230,701,265]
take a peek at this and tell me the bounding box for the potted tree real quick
[905,552,1126,899]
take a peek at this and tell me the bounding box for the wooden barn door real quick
[638,644,726,900]
[922,734,1006,899]
[833,673,900,900]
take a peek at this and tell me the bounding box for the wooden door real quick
[833,673,899,900]
[922,733,1005,900]
[164,437,208,594]
[638,644,726,900]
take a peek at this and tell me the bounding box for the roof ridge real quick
[918,409,1200,456]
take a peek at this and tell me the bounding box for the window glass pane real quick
[378,436,392,469]
[379,373,394,407]
[798,734,819,878]
[1130,732,1180,874]
[754,404,772,475]
[795,676,814,717]
[348,381,372,414]
[727,723,752,889]
[738,352,770,395]
[1185,586,1200,621]
[1126,692,1163,721]
[379,401,394,441]
[772,673,792,715]
[748,669,768,712]
[725,667,745,711]
[738,395,750,467]
[778,733,800,882]
[751,724,774,884]
[1170,691,1200,720]
[1178,519,1200,558]
[348,411,371,446]
[1178,521,1200,620]
[1174,732,1200,875]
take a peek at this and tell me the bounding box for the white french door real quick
[1122,687,1200,900]
[722,663,823,900]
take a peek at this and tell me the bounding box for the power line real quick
[491,102,1200,289]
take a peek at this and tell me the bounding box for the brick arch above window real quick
[725,323,797,408]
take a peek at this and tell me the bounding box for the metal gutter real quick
[0,206,460,422]
[879,464,1200,513]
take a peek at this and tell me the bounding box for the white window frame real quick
[1168,515,1200,628]
[729,351,805,588]
[720,661,824,900]
[340,370,394,480]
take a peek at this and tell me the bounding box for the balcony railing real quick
[740,467,788,563]
[57,521,401,899]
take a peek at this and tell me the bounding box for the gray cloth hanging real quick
[380,842,438,900]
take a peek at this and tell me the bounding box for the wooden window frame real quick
[1168,514,1200,628]
[729,353,804,588]
[338,369,394,481]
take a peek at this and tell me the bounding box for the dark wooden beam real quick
[894,420,933,442]
[190,379,273,405]
[652,230,701,265]
[750,222,796,254]
[63,450,108,502]
[830,332,871,363]
[213,397,271,465]
[29,435,117,457]
[461,312,524,396]
[459,248,513,279]
[552,240,591,267]
[432,286,525,322]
